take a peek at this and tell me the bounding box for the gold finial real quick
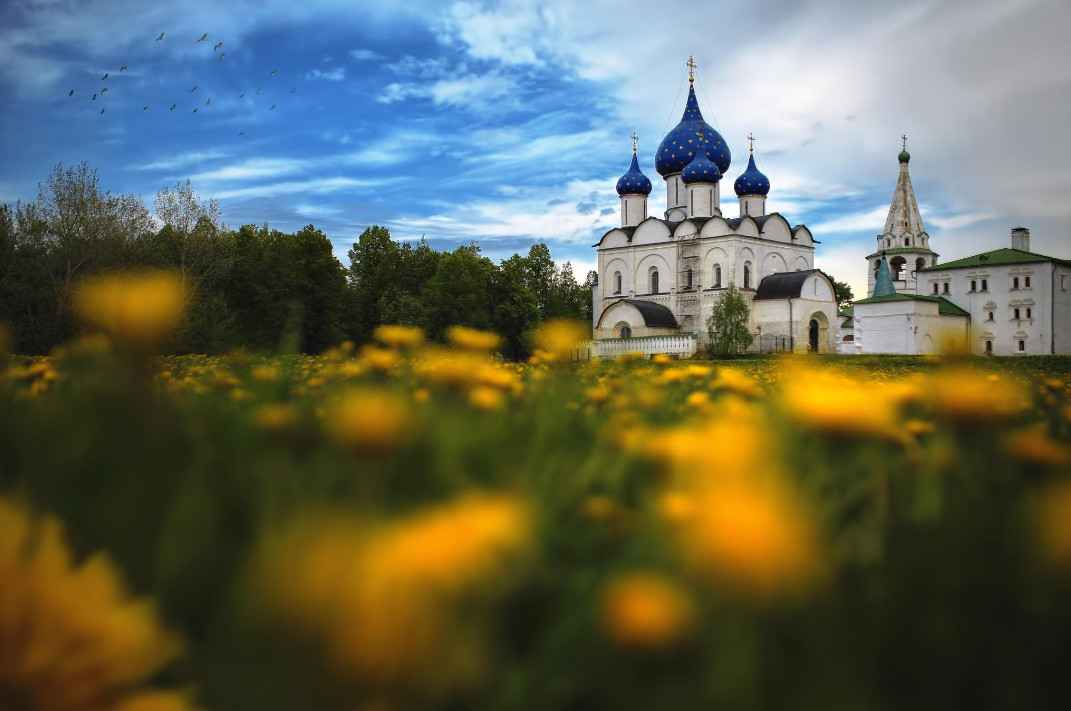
[747,132,755,154]
[631,132,638,154]
[901,134,908,151]
[686,55,697,82]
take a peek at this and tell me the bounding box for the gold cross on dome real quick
[686,56,697,81]
[901,134,908,150]
[747,132,755,153]
[631,132,638,153]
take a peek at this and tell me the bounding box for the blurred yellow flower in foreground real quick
[74,271,186,352]
[1034,481,1071,566]
[374,324,425,349]
[600,573,694,651]
[532,319,588,364]
[262,493,532,684]
[0,497,190,711]
[326,389,410,456]
[1007,425,1071,469]
[927,368,1027,424]
[779,367,906,442]
[446,325,502,352]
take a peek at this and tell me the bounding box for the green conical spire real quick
[873,255,896,297]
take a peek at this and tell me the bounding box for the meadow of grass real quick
[2,274,1071,711]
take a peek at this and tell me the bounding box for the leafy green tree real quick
[420,244,496,340]
[830,277,854,310]
[706,283,754,356]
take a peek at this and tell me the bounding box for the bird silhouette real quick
[92,93,97,100]
[170,104,176,110]
[218,53,225,61]
[142,106,148,111]
[68,90,74,97]
[193,108,198,114]
[290,87,296,93]
[270,104,275,111]
[205,98,211,105]
[238,93,245,99]
[101,72,108,80]
[99,108,105,114]
[255,88,261,94]
[214,42,223,50]
[120,66,127,72]
[238,131,244,136]
[270,69,277,77]
[197,33,207,42]
[155,32,164,41]
[190,85,197,92]
[100,87,108,93]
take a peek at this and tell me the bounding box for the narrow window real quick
[986,311,994,321]
[1062,275,1067,290]
[1025,276,1031,287]
[1012,277,1019,289]
[942,282,949,294]
[1018,340,1025,352]
[685,268,693,290]
[1014,308,1020,319]
[905,238,911,247]
[970,280,977,291]
[651,269,660,294]
[981,279,988,291]
[1026,307,1032,319]
[932,283,939,294]
[714,266,722,288]
[985,340,992,353]
[614,271,622,294]
[743,264,751,289]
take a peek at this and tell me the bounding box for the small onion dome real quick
[616,152,653,196]
[733,153,770,196]
[680,148,722,185]
[655,83,731,178]
[898,148,910,163]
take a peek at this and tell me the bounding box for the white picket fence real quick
[573,335,698,361]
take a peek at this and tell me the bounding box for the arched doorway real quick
[806,311,829,353]
[809,319,819,352]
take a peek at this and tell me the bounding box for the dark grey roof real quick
[620,299,678,328]
[754,269,819,300]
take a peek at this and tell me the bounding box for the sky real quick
[2,0,1070,298]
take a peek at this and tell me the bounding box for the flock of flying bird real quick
[69,30,299,134]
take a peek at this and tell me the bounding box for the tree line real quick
[0,163,595,357]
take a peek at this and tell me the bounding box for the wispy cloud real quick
[306,67,346,81]
[212,176,378,200]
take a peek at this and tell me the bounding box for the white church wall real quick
[791,226,813,246]
[594,300,678,340]
[698,216,732,238]
[854,300,969,354]
[762,252,788,274]
[734,218,761,238]
[1055,265,1071,354]
[603,257,630,299]
[634,252,673,295]
[759,216,792,244]
[703,246,730,288]
[599,230,630,249]
[632,220,671,245]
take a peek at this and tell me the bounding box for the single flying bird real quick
[92,93,97,100]
[170,104,176,110]
[255,88,261,94]
[120,66,127,72]
[270,104,275,111]
[142,106,148,111]
[270,69,277,77]
[290,87,296,93]
[214,42,222,50]
[205,98,211,105]
[197,33,207,42]
[238,131,244,136]
[100,87,108,93]
[193,108,198,114]
[238,93,245,99]
[218,53,225,60]
[68,90,74,96]
[155,32,164,41]
[99,108,105,114]
[190,85,197,92]
[101,72,108,80]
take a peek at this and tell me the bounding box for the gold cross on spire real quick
[686,55,697,82]
[747,132,755,154]
[631,132,638,153]
[901,134,908,150]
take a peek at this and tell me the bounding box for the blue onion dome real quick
[680,146,722,185]
[734,152,770,196]
[655,82,731,177]
[616,152,653,196]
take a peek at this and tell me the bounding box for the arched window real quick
[905,238,911,247]
[1013,308,1020,319]
[650,268,659,294]
[616,322,632,339]
[613,271,622,294]
[714,265,722,287]
[685,268,693,290]
[1025,276,1031,287]
[743,264,751,289]
[1012,277,1020,289]
[1018,340,1025,352]
[890,256,906,280]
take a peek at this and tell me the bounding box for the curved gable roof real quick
[754,269,820,300]
[598,299,678,328]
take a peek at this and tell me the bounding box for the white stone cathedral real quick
[590,63,839,355]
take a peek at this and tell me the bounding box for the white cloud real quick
[810,206,890,233]
[306,67,346,81]
[212,176,376,200]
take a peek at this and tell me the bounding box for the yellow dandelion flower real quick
[712,367,762,398]
[359,345,401,374]
[74,271,186,353]
[1034,481,1071,566]
[0,498,189,710]
[651,353,672,365]
[326,389,409,456]
[928,368,1027,424]
[254,403,298,434]
[780,368,904,442]
[374,324,425,349]
[533,319,588,363]
[600,573,694,651]
[469,384,505,411]
[1006,425,1071,469]
[446,325,502,352]
[251,365,280,384]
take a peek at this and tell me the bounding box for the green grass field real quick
[3,313,1071,710]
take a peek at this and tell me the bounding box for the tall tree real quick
[706,283,754,356]
[419,244,495,340]
[830,277,855,311]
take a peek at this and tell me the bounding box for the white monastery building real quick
[589,61,839,357]
[844,145,1071,355]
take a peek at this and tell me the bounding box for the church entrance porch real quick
[806,311,830,353]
